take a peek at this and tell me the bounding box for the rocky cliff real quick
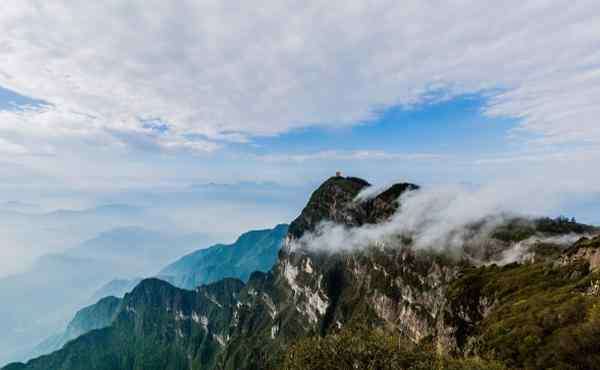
[5,176,599,370]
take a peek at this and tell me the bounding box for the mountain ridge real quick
[159,224,288,289]
[7,224,288,366]
[5,176,599,370]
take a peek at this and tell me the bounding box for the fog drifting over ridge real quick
[295,179,597,254]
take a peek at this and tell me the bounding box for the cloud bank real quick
[0,1,599,153]
[294,180,596,256]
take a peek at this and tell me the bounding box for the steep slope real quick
[217,177,455,368]
[4,278,243,370]
[3,176,424,370]
[160,225,288,290]
[10,225,286,366]
[208,179,598,369]
[445,237,600,369]
[6,176,598,370]
[0,227,212,366]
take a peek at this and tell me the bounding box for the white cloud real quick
[0,1,598,152]
[255,150,445,163]
[0,137,28,155]
[295,180,591,255]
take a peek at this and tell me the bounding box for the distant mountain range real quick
[23,296,122,362]
[3,224,287,366]
[0,226,212,366]
[6,176,599,370]
[89,278,143,304]
[0,203,170,279]
[159,224,288,289]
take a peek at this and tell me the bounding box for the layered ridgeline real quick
[12,224,287,365]
[6,176,600,370]
[0,227,212,366]
[25,297,122,361]
[89,279,144,304]
[159,224,289,290]
[85,224,288,304]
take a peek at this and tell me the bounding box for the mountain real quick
[4,224,287,366]
[6,176,600,370]
[89,279,143,303]
[46,204,144,219]
[0,203,152,279]
[24,296,123,361]
[4,278,245,370]
[66,226,210,271]
[0,227,212,366]
[159,224,288,289]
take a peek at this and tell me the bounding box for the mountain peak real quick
[288,176,371,239]
[6,177,600,370]
[288,176,419,239]
[159,224,288,289]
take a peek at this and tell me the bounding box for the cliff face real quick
[6,278,243,370]
[287,177,418,238]
[561,236,600,271]
[6,176,600,370]
[217,177,460,368]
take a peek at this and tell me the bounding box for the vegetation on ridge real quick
[448,258,600,369]
[4,177,600,370]
[283,325,507,370]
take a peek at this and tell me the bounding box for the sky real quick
[1,1,600,275]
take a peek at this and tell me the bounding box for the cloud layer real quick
[294,180,593,256]
[1,1,599,153]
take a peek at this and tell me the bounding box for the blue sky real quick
[244,94,517,157]
[0,81,596,220]
[0,86,45,110]
[1,1,600,274]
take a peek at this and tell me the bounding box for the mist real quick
[294,179,597,256]
[0,181,304,278]
[496,233,589,265]
[0,181,304,366]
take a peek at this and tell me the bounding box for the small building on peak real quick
[335,171,342,177]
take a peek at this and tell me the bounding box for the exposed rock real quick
[7,176,598,370]
[560,235,600,271]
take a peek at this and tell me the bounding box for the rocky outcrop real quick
[560,235,600,271]
[6,176,598,370]
[218,177,444,368]
[287,176,371,239]
[288,177,418,239]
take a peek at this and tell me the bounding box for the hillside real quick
[160,224,288,289]
[24,296,122,361]
[8,224,287,365]
[0,227,212,366]
[5,176,599,370]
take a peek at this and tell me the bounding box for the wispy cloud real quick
[294,180,592,256]
[255,150,446,163]
[0,137,29,155]
[0,1,598,153]
[472,145,600,167]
